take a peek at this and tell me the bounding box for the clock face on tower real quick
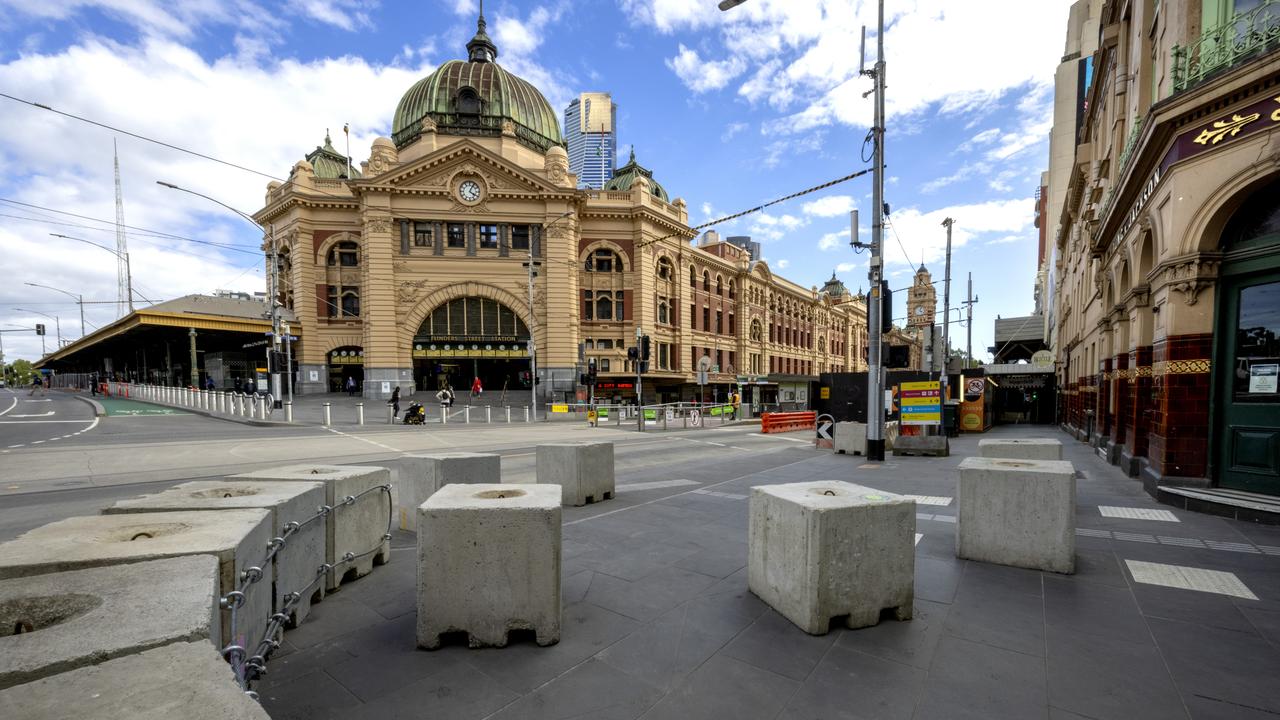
[914,305,926,317]
[458,180,482,203]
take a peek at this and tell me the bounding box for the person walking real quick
[345,376,357,397]
[388,386,401,419]
[470,376,483,401]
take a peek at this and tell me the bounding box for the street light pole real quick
[25,283,85,340]
[940,217,954,398]
[525,210,575,421]
[861,0,888,462]
[16,308,60,349]
[49,234,138,308]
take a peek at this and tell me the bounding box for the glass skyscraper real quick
[564,92,616,190]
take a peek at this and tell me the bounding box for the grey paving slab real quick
[250,424,1280,720]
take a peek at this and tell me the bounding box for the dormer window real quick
[457,87,481,115]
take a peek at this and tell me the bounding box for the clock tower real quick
[907,266,936,327]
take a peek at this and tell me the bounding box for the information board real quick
[899,380,942,425]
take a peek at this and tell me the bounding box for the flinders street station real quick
[251,11,922,407]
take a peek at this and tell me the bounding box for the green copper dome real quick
[306,130,362,180]
[603,148,669,202]
[820,271,848,297]
[391,8,562,152]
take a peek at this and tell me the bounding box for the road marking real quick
[903,494,953,506]
[6,444,22,449]
[618,479,701,492]
[729,446,751,451]
[704,442,727,447]
[323,427,401,453]
[1125,560,1258,600]
[0,420,95,424]
[31,440,44,444]
[8,412,55,418]
[915,533,923,545]
[0,395,16,416]
[692,488,748,500]
[23,399,52,403]
[1099,506,1179,522]
[749,433,811,443]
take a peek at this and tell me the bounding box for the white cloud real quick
[776,259,790,269]
[881,198,1036,270]
[835,261,860,273]
[920,162,990,194]
[986,235,1024,246]
[957,127,1002,153]
[665,44,746,93]
[617,0,719,33]
[802,195,856,218]
[762,130,824,168]
[748,212,807,242]
[818,228,850,251]
[721,121,748,142]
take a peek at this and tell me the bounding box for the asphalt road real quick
[0,398,811,542]
[0,387,99,451]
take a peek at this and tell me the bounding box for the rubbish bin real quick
[943,401,960,438]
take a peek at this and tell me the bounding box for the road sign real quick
[816,420,833,440]
[688,409,701,427]
[697,371,708,385]
[900,380,942,425]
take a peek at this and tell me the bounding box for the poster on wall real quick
[1250,364,1279,394]
[309,370,319,382]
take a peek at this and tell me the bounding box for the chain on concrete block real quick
[224,483,395,698]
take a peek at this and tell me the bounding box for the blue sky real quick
[0,0,1071,363]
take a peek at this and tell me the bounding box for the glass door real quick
[1217,273,1280,493]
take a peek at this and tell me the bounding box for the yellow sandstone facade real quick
[254,11,919,407]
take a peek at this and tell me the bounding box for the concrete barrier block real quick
[228,464,391,590]
[957,457,1076,574]
[104,481,327,626]
[0,641,270,720]
[748,481,915,634]
[417,484,560,649]
[0,510,273,653]
[0,555,220,690]
[978,438,1064,461]
[397,453,501,532]
[833,422,867,455]
[535,442,615,506]
[892,434,950,457]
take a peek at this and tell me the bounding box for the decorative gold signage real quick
[1194,112,1262,145]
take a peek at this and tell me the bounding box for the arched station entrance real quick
[1213,175,1280,495]
[411,297,531,395]
[328,346,364,393]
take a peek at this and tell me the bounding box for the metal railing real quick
[1171,0,1280,95]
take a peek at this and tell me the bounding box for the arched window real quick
[457,87,481,115]
[327,241,359,267]
[716,275,724,296]
[595,294,613,320]
[728,280,736,300]
[690,265,697,287]
[702,271,711,291]
[584,248,624,272]
[657,257,674,280]
[657,298,670,324]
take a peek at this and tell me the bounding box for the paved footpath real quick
[254,424,1280,720]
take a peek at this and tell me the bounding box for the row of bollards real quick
[126,383,283,422]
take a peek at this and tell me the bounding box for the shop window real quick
[479,224,498,249]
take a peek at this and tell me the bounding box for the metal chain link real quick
[217,483,394,696]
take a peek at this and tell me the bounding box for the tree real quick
[6,359,34,385]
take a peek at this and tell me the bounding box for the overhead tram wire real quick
[0,197,248,246]
[0,212,260,257]
[635,166,875,251]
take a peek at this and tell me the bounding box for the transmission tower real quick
[114,139,133,316]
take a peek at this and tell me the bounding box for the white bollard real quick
[442,406,448,425]
[465,406,470,424]
[251,395,260,418]
[388,405,394,424]
[218,392,225,414]
[285,401,293,423]
[357,402,365,425]
[323,402,331,426]
[525,406,530,423]
[506,406,511,423]
[486,407,492,424]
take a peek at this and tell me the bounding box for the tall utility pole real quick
[940,218,954,397]
[963,272,979,367]
[113,140,133,316]
[860,0,888,462]
[526,231,540,422]
[268,223,282,408]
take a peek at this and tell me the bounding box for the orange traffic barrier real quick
[761,411,816,434]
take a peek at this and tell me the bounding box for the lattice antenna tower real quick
[113,138,133,316]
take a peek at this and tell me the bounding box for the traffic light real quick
[640,335,651,362]
[627,346,638,362]
[886,345,910,368]
[881,280,893,334]
[35,324,45,336]
[580,373,593,385]
[639,360,649,374]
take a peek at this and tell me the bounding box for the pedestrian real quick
[388,386,401,419]
[205,376,215,392]
[730,390,740,420]
[470,376,483,400]
[345,376,357,397]
[29,377,40,396]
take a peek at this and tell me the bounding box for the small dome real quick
[305,130,362,180]
[820,271,848,297]
[391,9,562,152]
[603,148,669,202]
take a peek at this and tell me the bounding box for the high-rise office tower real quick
[564,92,616,190]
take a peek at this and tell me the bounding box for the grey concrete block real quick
[228,464,391,590]
[978,438,1063,461]
[957,457,1076,574]
[833,422,867,455]
[536,442,615,506]
[105,480,327,626]
[893,434,950,457]
[397,453,501,532]
[0,510,273,653]
[0,555,220,690]
[0,641,269,720]
[417,484,561,649]
[748,481,915,634]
